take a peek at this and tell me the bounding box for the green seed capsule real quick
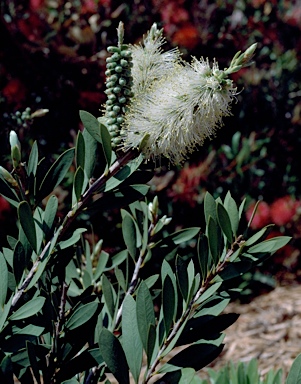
[120,59,128,67]
[108,111,117,117]
[113,105,121,113]
[107,46,120,53]
[106,100,114,105]
[111,53,120,61]
[105,70,111,76]
[108,94,117,101]
[106,57,114,63]
[117,116,124,124]
[107,62,118,69]
[112,137,122,145]
[107,117,117,125]
[106,81,115,88]
[119,78,127,86]
[110,131,118,137]
[110,124,119,132]
[109,75,118,82]
[119,96,126,104]
[121,50,131,58]
[115,66,123,73]
[124,89,133,96]
[113,86,121,94]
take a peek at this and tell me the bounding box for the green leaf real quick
[194,282,222,305]
[93,251,109,280]
[9,297,45,320]
[122,211,138,260]
[104,249,127,271]
[26,341,41,384]
[217,203,233,244]
[248,236,291,254]
[0,354,14,384]
[98,328,130,384]
[0,177,20,208]
[65,301,98,331]
[102,275,115,319]
[165,342,224,372]
[207,217,219,266]
[80,110,102,143]
[115,267,126,292]
[13,241,26,285]
[238,198,246,220]
[144,274,159,289]
[244,225,272,247]
[43,195,58,237]
[122,295,143,383]
[79,110,112,167]
[197,234,209,282]
[168,228,200,245]
[82,127,97,179]
[136,281,155,351]
[27,141,39,177]
[163,275,176,334]
[73,166,85,202]
[224,192,239,237]
[100,122,112,167]
[0,253,8,308]
[146,323,156,365]
[58,228,87,249]
[38,148,75,201]
[204,192,217,223]
[18,201,37,252]
[104,154,144,192]
[176,255,189,301]
[14,324,44,336]
[75,130,85,169]
[0,294,13,331]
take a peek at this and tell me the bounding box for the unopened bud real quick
[0,166,18,188]
[31,109,49,118]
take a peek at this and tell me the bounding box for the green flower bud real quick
[113,86,121,94]
[107,46,120,53]
[0,166,18,187]
[115,66,123,73]
[120,59,128,67]
[9,131,21,169]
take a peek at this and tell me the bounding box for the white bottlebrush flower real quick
[119,24,256,164]
[130,23,182,96]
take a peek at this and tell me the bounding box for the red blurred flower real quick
[168,164,204,207]
[270,196,301,227]
[29,0,45,11]
[2,78,27,106]
[0,196,11,221]
[172,24,199,49]
[245,201,270,229]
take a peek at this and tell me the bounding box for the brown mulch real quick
[198,283,301,381]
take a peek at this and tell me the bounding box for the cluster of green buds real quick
[104,22,134,149]
[11,108,32,129]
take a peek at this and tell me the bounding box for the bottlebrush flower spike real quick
[118,24,256,164]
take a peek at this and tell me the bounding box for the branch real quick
[143,236,244,383]
[10,150,137,313]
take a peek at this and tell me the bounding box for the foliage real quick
[200,359,283,384]
[0,110,290,382]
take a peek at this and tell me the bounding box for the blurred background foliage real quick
[1,0,301,297]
